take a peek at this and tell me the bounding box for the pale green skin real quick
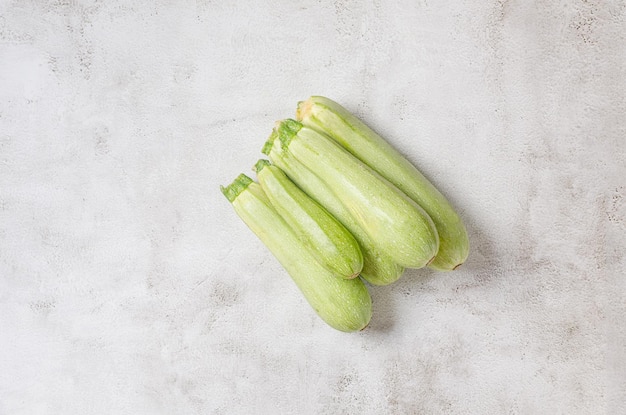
[256,162,363,280]
[264,141,404,285]
[297,96,469,271]
[221,175,372,332]
[270,121,439,269]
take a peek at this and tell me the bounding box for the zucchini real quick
[220,173,372,332]
[296,96,469,271]
[262,136,404,285]
[265,119,439,269]
[254,159,363,280]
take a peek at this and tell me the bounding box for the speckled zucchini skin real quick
[263,142,404,286]
[255,160,363,280]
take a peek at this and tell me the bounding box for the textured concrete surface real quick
[1,1,625,414]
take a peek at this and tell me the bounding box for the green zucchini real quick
[265,119,439,269]
[262,136,404,285]
[220,173,372,332]
[296,96,469,271]
[254,159,363,280]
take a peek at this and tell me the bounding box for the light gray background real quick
[1,1,624,414]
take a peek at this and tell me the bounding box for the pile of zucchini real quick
[221,96,469,332]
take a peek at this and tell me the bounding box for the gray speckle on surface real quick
[1,1,624,414]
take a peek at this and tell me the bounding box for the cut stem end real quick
[221,173,253,202]
[296,99,313,121]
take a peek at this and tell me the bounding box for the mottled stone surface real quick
[1,1,624,414]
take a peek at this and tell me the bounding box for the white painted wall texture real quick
[1,1,624,414]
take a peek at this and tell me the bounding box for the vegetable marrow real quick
[220,173,372,332]
[254,159,363,280]
[264,119,439,269]
[296,96,469,271]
